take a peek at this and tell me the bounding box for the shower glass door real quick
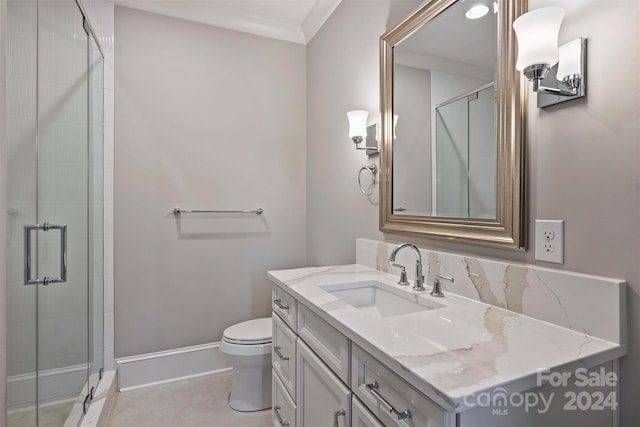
[434,84,496,218]
[36,1,90,425]
[6,0,101,425]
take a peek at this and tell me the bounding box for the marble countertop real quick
[268,264,626,412]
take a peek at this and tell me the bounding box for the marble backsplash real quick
[356,239,626,345]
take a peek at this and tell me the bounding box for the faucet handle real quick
[431,275,454,297]
[391,263,410,286]
[435,274,454,283]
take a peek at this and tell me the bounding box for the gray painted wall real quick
[0,0,7,424]
[114,7,307,358]
[393,64,431,215]
[306,0,640,424]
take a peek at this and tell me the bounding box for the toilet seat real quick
[222,318,272,345]
[223,336,270,345]
[221,318,272,355]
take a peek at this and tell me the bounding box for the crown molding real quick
[112,0,342,45]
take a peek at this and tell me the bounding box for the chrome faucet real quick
[389,243,425,291]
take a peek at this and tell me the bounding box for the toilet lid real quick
[223,318,272,344]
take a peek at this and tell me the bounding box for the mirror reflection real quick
[393,0,497,219]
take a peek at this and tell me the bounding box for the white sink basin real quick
[320,281,442,318]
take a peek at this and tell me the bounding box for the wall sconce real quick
[347,110,379,155]
[513,7,587,108]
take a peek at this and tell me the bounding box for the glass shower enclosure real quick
[6,0,105,425]
[434,83,497,219]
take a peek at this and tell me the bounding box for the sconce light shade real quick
[556,37,582,82]
[347,110,368,142]
[513,7,565,78]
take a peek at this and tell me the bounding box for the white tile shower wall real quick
[356,238,626,345]
[6,0,37,381]
[37,0,91,372]
[79,0,115,371]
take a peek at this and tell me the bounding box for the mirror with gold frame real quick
[379,0,527,250]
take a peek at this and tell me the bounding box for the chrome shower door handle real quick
[24,223,67,285]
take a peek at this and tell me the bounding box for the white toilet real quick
[220,317,273,412]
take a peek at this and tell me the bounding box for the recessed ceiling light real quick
[465,5,490,19]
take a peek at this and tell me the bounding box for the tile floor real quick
[107,372,272,427]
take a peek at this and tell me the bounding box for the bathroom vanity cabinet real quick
[272,285,454,427]
[272,287,360,427]
[272,286,355,427]
[269,263,625,427]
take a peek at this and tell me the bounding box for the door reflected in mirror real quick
[392,0,498,219]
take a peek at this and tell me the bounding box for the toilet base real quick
[227,353,272,412]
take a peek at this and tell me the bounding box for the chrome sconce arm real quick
[528,38,587,108]
[526,66,581,97]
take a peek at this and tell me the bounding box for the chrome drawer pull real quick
[333,409,346,427]
[274,405,290,426]
[273,299,290,311]
[366,381,412,421]
[274,346,290,361]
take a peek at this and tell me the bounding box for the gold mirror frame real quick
[379,0,527,251]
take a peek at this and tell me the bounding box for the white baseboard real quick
[7,364,89,409]
[115,342,230,392]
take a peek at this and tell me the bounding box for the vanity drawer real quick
[273,370,297,427]
[351,344,455,427]
[272,313,296,399]
[297,302,350,385]
[272,285,297,331]
[352,396,384,427]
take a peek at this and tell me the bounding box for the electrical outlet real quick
[535,220,564,263]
